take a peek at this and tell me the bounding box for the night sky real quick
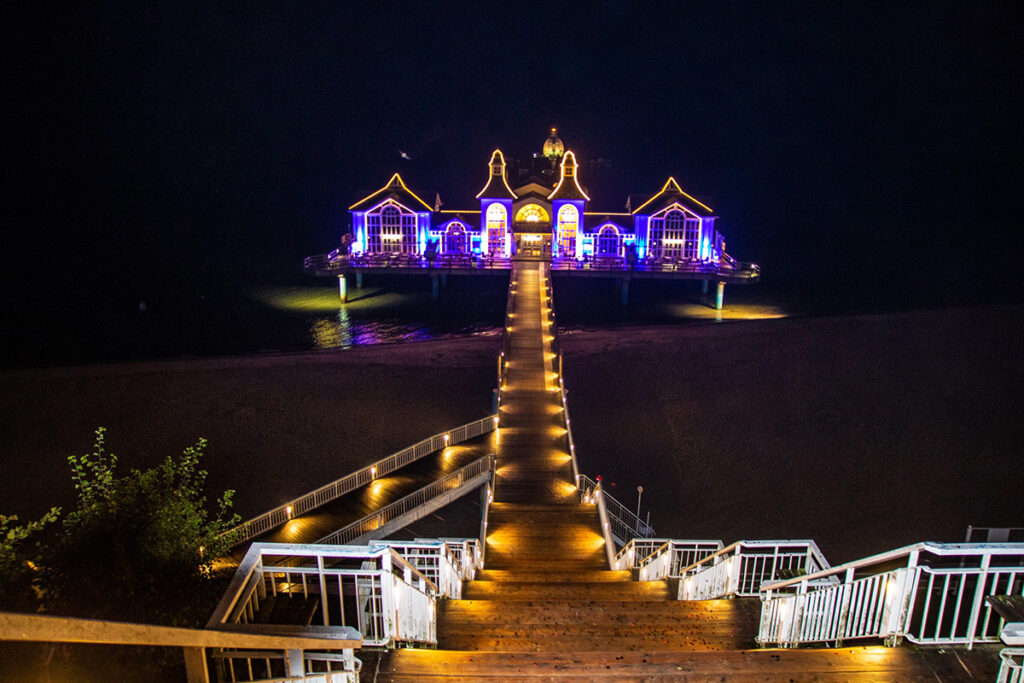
[4,2,1022,317]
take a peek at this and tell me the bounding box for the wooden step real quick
[437,634,755,652]
[462,581,670,600]
[474,570,632,582]
[440,599,760,627]
[378,647,946,680]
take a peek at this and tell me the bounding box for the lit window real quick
[444,222,467,253]
[366,201,419,254]
[649,207,700,260]
[596,225,621,257]
[515,204,549,223]
[486,203,507,255]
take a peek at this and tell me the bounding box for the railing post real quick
[965,552,992,649]
[381,554,396,643]
[317,554,330,626]
[284,649,304,677]
[183,647,209,683]
[889,549,920,646]
[835,567,855,648]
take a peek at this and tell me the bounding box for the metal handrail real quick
[210,543,440,649]
[671,540,834,600]
[315,455,495,546]
[998,648,1024,683]
[621,538,724,575]
[757,542,1024,648]
[760,541,1024,593]
[225,416,497,546]
[578,474,654,545]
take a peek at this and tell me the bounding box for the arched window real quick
[485,203,507,255]
[596,224,621,257]
[366,201,418,254]
[557,204,579,257]
[444,222,467,254]
[514,204,549,223]
[648,207,700,260]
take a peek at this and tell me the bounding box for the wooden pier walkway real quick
[375,261,995,680]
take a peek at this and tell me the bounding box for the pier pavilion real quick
[305,130,761,308]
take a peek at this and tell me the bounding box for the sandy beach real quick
[1,305,1021,565]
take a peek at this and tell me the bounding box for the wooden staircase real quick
[376,262,954,680]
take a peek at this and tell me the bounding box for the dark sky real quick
[4,2,1021,304]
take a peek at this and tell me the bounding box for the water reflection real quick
[309,312,498,350]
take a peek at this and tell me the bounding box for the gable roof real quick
[348,173,433,212]
[475,150,518,200]
[548,151,590,201]
[631,177,715,217]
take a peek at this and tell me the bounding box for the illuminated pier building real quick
[307,129,760,308]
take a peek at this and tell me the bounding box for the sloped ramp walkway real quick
[223,429,496,565]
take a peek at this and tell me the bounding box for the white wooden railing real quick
[999,648,1024,683]
[209,543,443,649]
[211,649,359,683]
[225,416,498,546]
[618,539,723,576]
[313,455,494,546]
[368,539,481,599]
[758,542,1024,649]
[674,540,833,600]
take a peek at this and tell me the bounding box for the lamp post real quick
[636,486,643,522]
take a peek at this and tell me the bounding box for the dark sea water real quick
[2,265,1014,370]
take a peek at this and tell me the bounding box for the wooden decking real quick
[374,261,1000,680]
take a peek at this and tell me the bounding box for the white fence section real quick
[619,539,724,577]
[225,416,498,546]
[758,542,1024,649]
[208,543,444,650]
[999,648,1024,683]
[314,455,494,546]
[368,539,481,599]
[676,540,833,600]
[578,474,655,548]
[210,649,359,683]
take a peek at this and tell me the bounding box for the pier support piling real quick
[431,274,440,301]
[337,274,347,303]
[619,278,630,306]
[701,279,709,294]
[715,281,725,310]
[355,272,363,289]
[440,273,448,288]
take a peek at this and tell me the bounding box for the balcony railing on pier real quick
[758,542,1024,649]
[226,416,497,547]
[305,250,760,281]
[548,253,760,280]
[305,252,511,273]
